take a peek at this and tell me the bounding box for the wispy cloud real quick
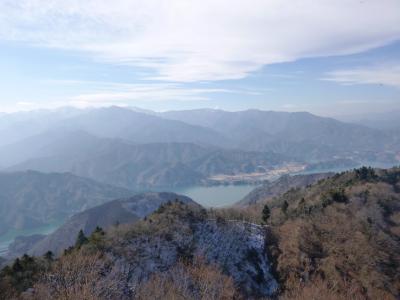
[42,80,251,108]
[0,0,399,82]
[323,63,400,88]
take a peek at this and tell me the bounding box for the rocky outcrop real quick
[104,202,278,298]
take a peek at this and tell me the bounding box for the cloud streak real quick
[323,63,400,88]
[0,0,399,82]
[42,80,248,109]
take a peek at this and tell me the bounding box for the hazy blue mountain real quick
[56,106,231,147]
[1,107,398,166]
[0,130,107,168]
[0,107,230,149]
[3,131,292,188]
[337,110,400,130]
[0,107,397,192]
[0,107,84,147]
[0,171,134,234]
[162,109,399,162]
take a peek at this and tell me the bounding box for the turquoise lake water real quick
[0,221,63,257]
[172,184,257,208]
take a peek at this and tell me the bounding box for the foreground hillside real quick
[28,192,194,257]
[1,167,399,299]
[240,166,400,299]
[0,201,278,299]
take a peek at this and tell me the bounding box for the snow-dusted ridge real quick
[105,207,279,298]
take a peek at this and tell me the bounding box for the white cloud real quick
[323,63,400,88]
[0,79,263,112]
[0,0,399,82]
[68,83,228,105]
[45,80,243,108]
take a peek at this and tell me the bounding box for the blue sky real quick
[0,0,399,116]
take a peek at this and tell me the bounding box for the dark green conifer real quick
[262,205,271,224]
[75,229,88,249]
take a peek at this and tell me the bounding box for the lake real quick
[171,184,257,207]
[0,184,257,257]
[0,221,63,257]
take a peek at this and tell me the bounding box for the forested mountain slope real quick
[0,171,133,234]
[3,131,293,188]
[237,172,334,206]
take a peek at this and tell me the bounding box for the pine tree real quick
[281,200,289,215]
[75,229,88,249]
[44,251,54,261]
[11,258,23,273]
[93,226,105,236]
[262,205,271,224]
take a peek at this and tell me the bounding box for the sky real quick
[0,0,399,116]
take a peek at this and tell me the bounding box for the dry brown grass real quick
[32,251,127,300]
[135,257,237,300]
[281,277,368,300]
[244,169,400,299]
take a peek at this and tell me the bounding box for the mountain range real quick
[162,109,400,161]
[0,106,399,190]
[0,130,291,188]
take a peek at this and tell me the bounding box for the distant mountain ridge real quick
[49,106,231,147]
[0,106,398,190]
[162,108,400,161]
[337,110,400,130]
[2,130,294,188]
